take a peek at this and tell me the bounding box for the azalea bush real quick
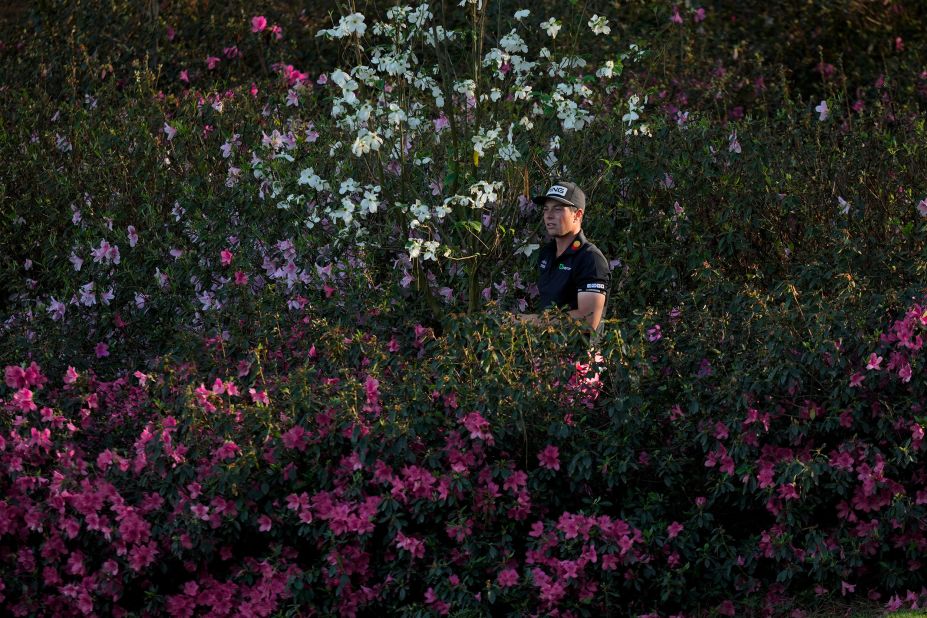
[2,0,927,616]
[2,302,927,616]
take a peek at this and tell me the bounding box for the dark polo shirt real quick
[537,231,610,311]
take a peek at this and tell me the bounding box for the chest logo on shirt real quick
[558,264,572,271]
[571,240,581,249]
[539,259,548,270]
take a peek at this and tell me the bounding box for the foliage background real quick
[1,0,927,616]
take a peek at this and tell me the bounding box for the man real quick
[519,181,610,331]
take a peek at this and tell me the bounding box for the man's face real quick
[542,199,582,238]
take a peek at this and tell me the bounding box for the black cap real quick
[531,181,586,210]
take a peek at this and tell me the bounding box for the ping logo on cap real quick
[547,185,568,197]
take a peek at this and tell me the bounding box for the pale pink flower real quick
[63,366,79,384]
[917,198,927,217]
[163,122,177,140]
[814,100,829,121]
[286,89,299,107]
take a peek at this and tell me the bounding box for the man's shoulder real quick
[578,238,608,263]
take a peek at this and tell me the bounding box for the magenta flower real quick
[63,366,79,384]
[849,372,864,387]
[258,515,272,532]
[497,568,518,587]
[251,15,267,33]
[461,411,493,443]
[865,353,883,370]
[646,324,662,342]
[205,56,221,70]
[12,388,37,412]
[220,248,233,266]
[95,342,109,358]
[667,521,684,539]
[538,445,560,471]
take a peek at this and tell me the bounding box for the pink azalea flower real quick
[163,122,177,140]
[63,366,79,384]
[497,568,518,587]
[13,388,37,412]
[179,69,189,83]
[849,372,864,387]
[249,388,269,406]
[220,249,233,266]
[667,521,684,539]
[917,198,927,217]
[461,411,493,443]
[538,445,560,471]
[206,56,221,70]
[865,353,883,370]
[670,5,683,24]
[258,515,272,532]
[234,270,249,285]
[251,15,267,33]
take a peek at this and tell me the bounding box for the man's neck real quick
[554,230,580,257]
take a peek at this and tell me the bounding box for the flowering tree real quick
[252,2,643,314]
